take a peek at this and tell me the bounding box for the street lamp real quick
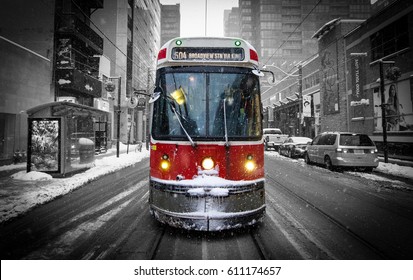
[105,77,121,158]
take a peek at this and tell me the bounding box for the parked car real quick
[263,128,288,151]
[279,136,313,158]
[304,132,379,172]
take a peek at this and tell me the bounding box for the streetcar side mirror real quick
[149,88,162,103]
[252,69,264,77]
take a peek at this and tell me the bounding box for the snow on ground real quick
[0,143,149,223]
[0,148,412,224]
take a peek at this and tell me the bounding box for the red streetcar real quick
[148,37,265,231]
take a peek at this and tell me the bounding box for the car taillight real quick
[158,48,167,60]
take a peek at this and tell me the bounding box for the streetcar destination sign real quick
[172,47,244,61]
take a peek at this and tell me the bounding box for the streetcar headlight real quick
[245,155,256,172]
[202,157,215,170]
[160,154,170,171]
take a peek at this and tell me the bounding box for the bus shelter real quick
[26,101,109,177]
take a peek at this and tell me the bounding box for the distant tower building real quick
[161,4,180,46]
[233,0,371,74]
[224,7,240,37]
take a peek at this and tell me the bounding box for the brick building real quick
[264,0,413,159]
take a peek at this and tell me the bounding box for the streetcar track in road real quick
[266,175,389,259]
[80,192,153,260]
[265,193,334,259]
[24,198,135,259]
[149,224,166,260]
[263,204,314,259]
[149,223,269,259]
[65,180,148,227]
[249,228,270,260]
[25,186,150,259]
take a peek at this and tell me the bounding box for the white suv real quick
[304,132,379,172]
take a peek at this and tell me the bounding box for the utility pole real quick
[205,0,208,36]
[371,59,394,163]
[298,64,303,136]
[379,60,390,163]
[116,77,121,158]
[146,67,151,150]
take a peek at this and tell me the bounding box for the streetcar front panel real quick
[149,38,265,231]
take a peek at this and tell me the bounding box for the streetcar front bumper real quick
[149,178,266,231]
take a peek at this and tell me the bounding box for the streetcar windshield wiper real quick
[170,105,196,147]
[223,98,229,147]
[167,87,196,147]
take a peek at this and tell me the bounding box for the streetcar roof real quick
[156,37,259,68]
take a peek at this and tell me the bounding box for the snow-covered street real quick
[1,147,412,224]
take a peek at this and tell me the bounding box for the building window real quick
[370,16,409,61]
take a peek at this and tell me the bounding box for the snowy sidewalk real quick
[0,143,150,223]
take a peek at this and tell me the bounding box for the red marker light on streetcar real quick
[249,49,258,62]
[158,48,167,60]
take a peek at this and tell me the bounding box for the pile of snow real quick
[11,171,52,181]
[376,162,413,180]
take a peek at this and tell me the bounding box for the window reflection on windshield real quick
[152,67,262,140]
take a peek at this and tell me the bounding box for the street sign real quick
[302,95,311,117]
[127,96,138,109]
[137,95,146,111]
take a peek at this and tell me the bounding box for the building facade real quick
[344,0,413,158]
[161,4,180,46]
[227,0,371,80]
[0,0,107,165]
[224,7,240,38]
[263,0,413,159]
[93,0,160,145]
[0,36,53,165]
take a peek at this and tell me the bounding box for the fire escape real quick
[54,0,104,106]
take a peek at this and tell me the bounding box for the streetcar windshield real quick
[152,66,262,141]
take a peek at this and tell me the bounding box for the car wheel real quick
[304,152,312,164]
[324,156,334,171]
[361,167,373,173]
